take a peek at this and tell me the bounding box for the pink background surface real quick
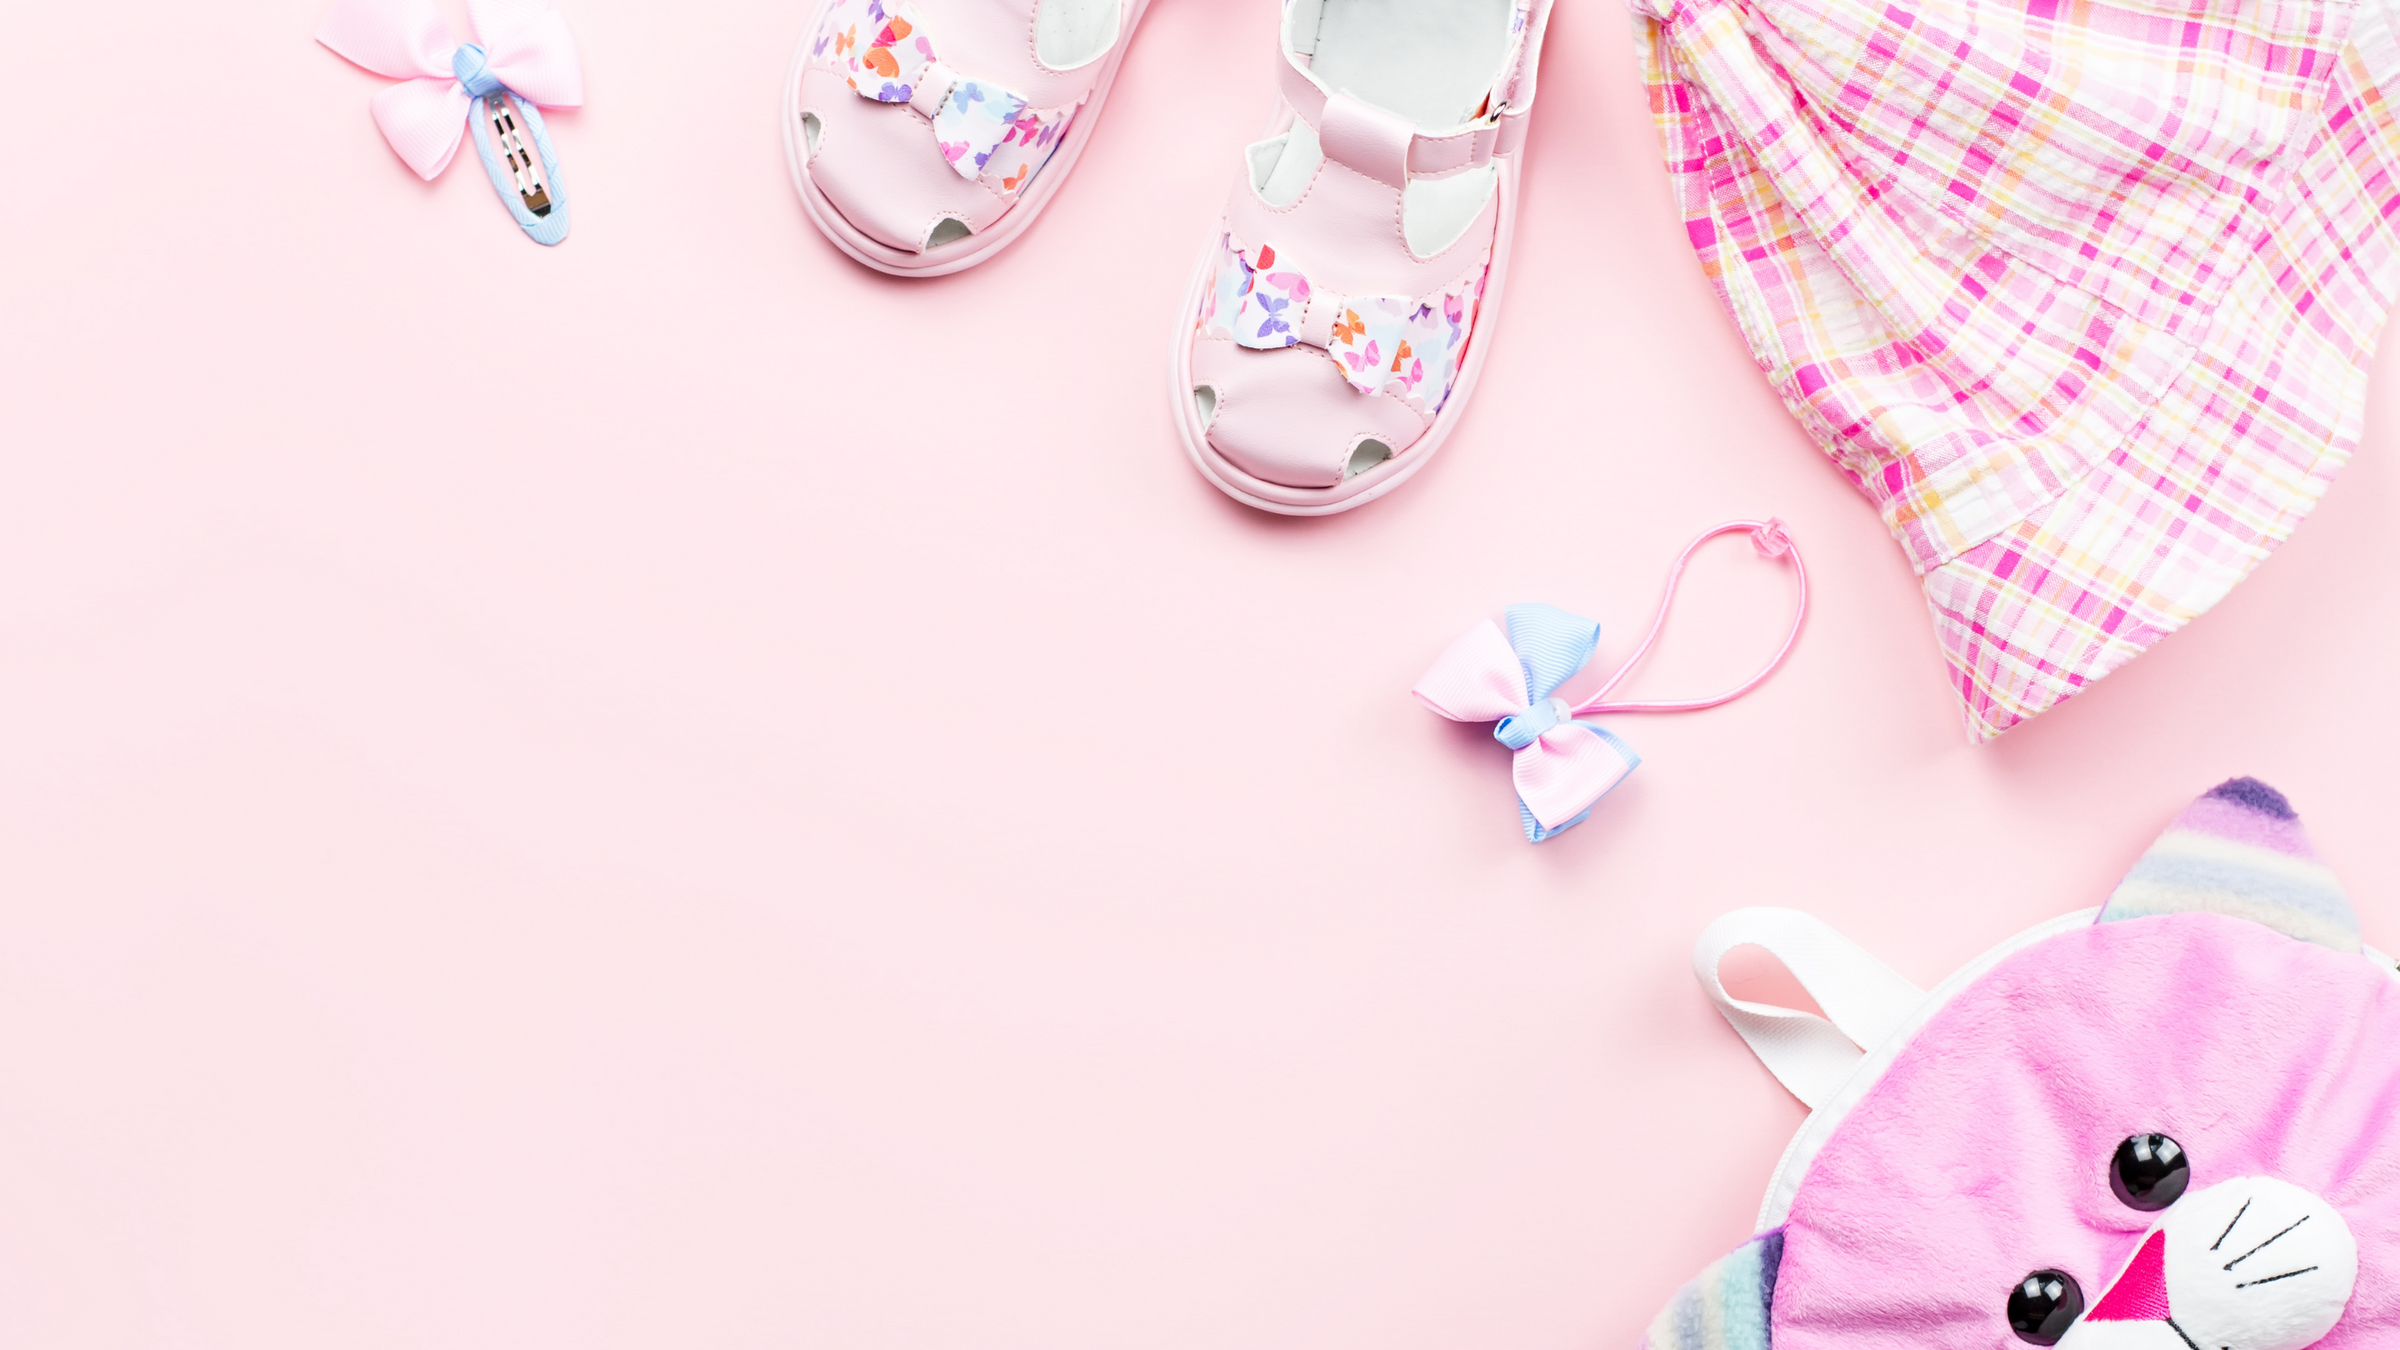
[3,1,2400,1345]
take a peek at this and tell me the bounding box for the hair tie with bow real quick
[317,0,584,244]
[1413,520,1810,842]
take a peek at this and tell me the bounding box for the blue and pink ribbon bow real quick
[1414,604,1642,842]
[1414,521,1811,843]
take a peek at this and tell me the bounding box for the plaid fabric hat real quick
[1637,0,2400,739]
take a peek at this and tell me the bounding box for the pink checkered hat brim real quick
[1925,27,2400,739]
[1638,0,2400,739]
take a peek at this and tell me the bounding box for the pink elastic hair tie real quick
[1412,519,1809,842]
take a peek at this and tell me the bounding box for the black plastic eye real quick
[2008,1269,2084,1345]
[2111,1134,2191,1211]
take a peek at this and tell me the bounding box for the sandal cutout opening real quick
[1193,385,1220,429]
[1403,164,1498,255]
[801,111,823,157]
[924,217,975,251]
[1247,120,1322,207]
[1345,439,1394,477]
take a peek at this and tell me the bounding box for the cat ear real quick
[2099,777,2360,953]
[1644,1229,1782,1350]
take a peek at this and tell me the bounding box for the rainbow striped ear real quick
[1643,1230,1783,1350]
[2099,778,2360,954]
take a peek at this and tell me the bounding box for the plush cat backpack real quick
[1649,779,2397,1350]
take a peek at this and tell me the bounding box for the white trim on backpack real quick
[1692,908,1927,1111]
[1696,908,2100,1230]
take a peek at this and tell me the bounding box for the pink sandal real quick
[1172,0,1555,513]
[784,0,1149,276]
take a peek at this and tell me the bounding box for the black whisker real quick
[2163,1316,2202,1350]
[2225,1215,2309,1270]
[2211,1199,2252,1252]
[2237,1266,2320,1289]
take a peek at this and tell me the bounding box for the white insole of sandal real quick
[1036,0,1124,70]
[1295,0,1517,132]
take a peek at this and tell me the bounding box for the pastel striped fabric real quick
[1644,1229,1783,1350]
[2101,776,2361,954]
[1636,0,2400,738]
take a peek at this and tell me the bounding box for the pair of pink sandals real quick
[785,0,1556,515]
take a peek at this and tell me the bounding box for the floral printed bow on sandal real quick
[786,0,1150,276]
[1174,0,1555,514]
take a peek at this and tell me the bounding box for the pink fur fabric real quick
[1773,913,2400,1348]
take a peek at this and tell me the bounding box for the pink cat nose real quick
[2085,1229,2173,1324]
[2060,1178,2357,1350]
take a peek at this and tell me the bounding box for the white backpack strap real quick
[1692,909,1926,1110]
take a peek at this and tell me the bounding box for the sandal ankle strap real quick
[1271,0,1552,181]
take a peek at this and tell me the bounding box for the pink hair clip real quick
[1413,520,1809,841]
[317,0,584,244]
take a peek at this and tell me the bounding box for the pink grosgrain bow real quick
[1414,603,1642,842]
[317,0,583,183]
[1413,521,1811,843]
